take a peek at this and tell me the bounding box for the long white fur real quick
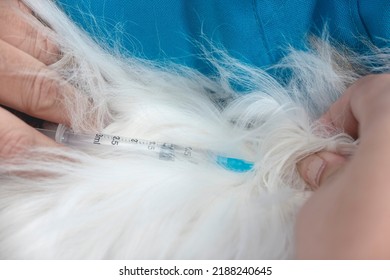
[0,0,389,259]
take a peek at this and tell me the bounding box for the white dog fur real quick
[0,0,389,259]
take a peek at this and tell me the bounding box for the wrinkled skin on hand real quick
[0,0,74,156]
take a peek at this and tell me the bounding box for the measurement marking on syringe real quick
[36,125,255,173]
[93,134,192,159]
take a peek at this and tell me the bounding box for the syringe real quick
[36,124,254,173]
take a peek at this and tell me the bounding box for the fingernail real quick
[305,155,326,189]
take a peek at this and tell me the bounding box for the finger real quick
[0,39,71,125]
[319,88,359,138]
[0,106,59,157]
[297,151,347,190]
[0,0,59,65]
[318,75,390,139]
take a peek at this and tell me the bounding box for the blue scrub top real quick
[57,0,390,75]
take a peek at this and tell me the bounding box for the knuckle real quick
[0,129,33,157]
[23,72,60,116]
[35,32,60,65]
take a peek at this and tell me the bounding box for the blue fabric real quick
[56,0,390,74]
[358,0,390,48]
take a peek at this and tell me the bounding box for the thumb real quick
[297,151,348,190]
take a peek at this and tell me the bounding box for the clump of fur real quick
[0,0,389,259]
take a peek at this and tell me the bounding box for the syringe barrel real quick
[36,124,255,173]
